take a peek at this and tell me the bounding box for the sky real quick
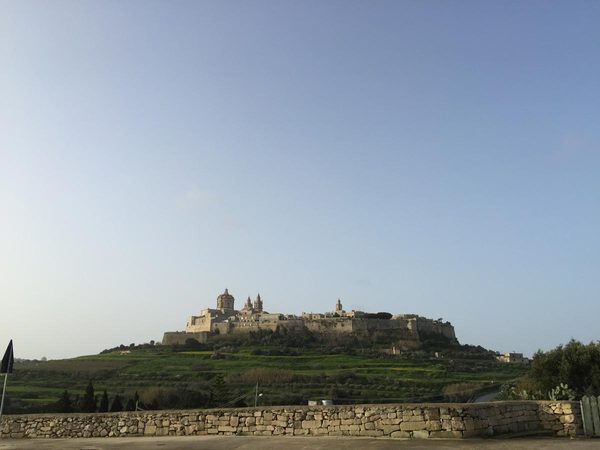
[1,0,599,360]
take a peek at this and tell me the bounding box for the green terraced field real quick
[4,345,528,414]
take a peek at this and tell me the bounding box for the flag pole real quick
[0,339,13,424]
[0,372,8,422]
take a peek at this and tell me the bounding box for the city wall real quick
[161,332,208,346]
[0,401,581,440]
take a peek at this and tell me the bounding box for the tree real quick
[210,374,227,407]
[56,390,73,413]
[99,390,109,413]
[124,391,141,411]
[125,398,135,411]
[527,340,600,397]
[81,382,96,413]
[110,394,124,412]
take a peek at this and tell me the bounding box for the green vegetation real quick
[81,381,96,413]
[498,340,600,400]
[4,330,528,414]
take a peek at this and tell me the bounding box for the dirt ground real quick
[0,436,596,450]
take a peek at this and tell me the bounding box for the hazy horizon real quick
[2,0,600,360]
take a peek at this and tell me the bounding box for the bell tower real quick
[253,293,263,313]
[216,288,235,313]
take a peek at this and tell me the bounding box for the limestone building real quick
[163,289,457,347]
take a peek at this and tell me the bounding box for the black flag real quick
[1,340,14,374]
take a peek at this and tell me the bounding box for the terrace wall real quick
[0,401,581,440]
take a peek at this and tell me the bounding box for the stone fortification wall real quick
[162,332,208,346]
[415,318,457,341]
[1,401,581,440]
[302,318,420,338]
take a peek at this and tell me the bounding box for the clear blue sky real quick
[1,1,599,359]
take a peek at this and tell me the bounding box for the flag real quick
[1,340,14,374]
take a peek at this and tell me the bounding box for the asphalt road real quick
[0,436,596,450]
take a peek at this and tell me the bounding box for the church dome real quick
[216,288,235,311]
[217,288,234,302]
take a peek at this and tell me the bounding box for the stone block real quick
[359,430,384,437]
[400,420,427,431]
[412,430,429,439]
[382,424,400,434]
[451,418,465,431]
[430,430,462,438]
[425,409,440,421]
[463,430,488,438]
[464,418,476,431]
[422,417,439,429]
[390,430,411,438]
[301,420,321,429]
[559,414,574,424]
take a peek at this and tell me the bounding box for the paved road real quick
[0,436,596,450]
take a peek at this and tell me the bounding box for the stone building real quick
[496,352,530,364]
[163,289,457,347]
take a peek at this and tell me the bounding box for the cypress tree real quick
[99,390,109,413]
[81,381,97,413]
[57,390,73,413]
[110,394,124,412]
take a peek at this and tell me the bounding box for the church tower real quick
[253,293,263,313]
[216,288,235,313]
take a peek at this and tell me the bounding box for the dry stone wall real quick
[0,401,581,440]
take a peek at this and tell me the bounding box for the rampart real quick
[0,401,581,440]
[161,331,208,346]
[172,290,458,347]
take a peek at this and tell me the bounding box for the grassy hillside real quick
[5,336,528,413]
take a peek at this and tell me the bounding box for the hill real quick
[5,330,528,414]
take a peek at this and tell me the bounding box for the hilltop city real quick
[163,289,457,350]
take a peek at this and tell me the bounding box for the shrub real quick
[527,340,600,397]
